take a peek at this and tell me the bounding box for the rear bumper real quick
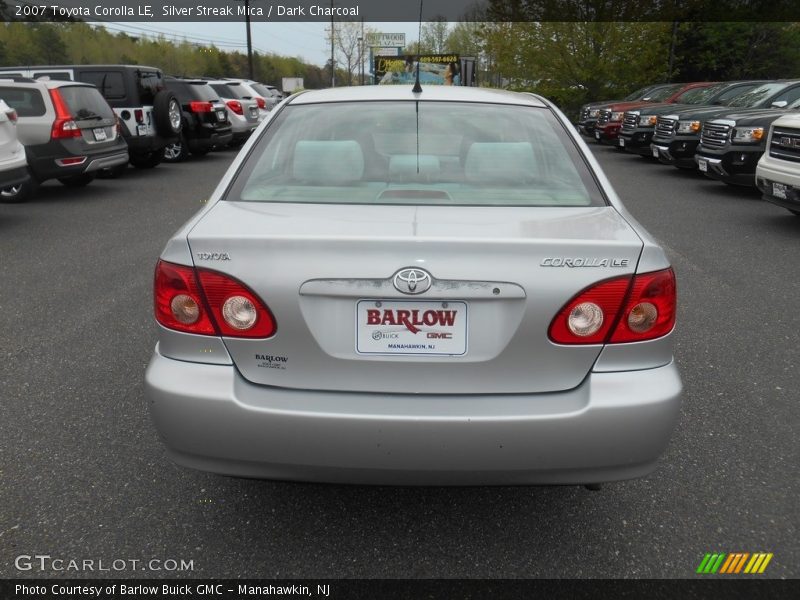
[26,139,128,182]
[0,164,30,189]
[146,350,682,485]
[756,158,800,212]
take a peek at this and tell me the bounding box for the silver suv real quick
[0,99,30,202]
[0,77,128,200]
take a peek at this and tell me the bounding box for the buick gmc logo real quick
[779,136,800,148]
[393,268,432,295]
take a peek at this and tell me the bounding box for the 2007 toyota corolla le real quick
[145,86,682,487]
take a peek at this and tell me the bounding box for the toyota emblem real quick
[393,268,432,295]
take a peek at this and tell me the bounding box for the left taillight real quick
[226,100,243,115]
[255,96,266,109]
[7,108,18,123]
[154,260,276,338]
[49,88,82,139]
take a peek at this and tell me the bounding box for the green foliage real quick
[481,22,672,117]
[0,22,327,89]
[673,22,800,81]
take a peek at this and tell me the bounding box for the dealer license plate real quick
[772,182,788,199]
[619,138,625,147]
[652,146,660,158]
[595,131,600,140]
[698,158,708,172]
[93,127,107,141]
[356,300,468,356]
[216,110,226,121]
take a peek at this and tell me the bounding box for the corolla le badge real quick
[393,268,432,295]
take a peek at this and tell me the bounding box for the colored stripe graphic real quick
[697,552,773,574]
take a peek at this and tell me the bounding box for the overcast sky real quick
[102,22,422,67]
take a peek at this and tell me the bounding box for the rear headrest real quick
[292,140,364,184]
[389,154,440,180]
[464,142,536,184]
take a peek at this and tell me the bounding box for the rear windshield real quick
[623,85,653,101]
[187,82,219,102]
[210,83,236,99]
[228,101,605,207]
[0,86,46,117]
[221,83,251,99]
[58,86,114,120]
[250,83,276,97]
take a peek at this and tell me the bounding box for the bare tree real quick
[327,21,376,86]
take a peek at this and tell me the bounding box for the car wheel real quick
[130,151,163,169]
[0,179,34,203]
[58,174,95,187]
[153,90,182,137]
[163,138,188,163]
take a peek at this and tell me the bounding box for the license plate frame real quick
[355,300,468,356]
[772,182,788,199]
[93,127,107,141]
[216,110,226,122]
[652,146,660,158]
[698,158,708,172]
[618,138,625,148]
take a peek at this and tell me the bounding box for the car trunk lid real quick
[187,201,644,394]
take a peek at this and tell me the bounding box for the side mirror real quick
[771,100,788,108]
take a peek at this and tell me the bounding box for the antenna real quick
[412,0,423,94]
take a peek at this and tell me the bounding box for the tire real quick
[162,137,188,163]
[58,174,95,187]
[153,90,182,137]
[130,151,163,169]
[0,178,34,203]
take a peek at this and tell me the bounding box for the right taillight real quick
[154,260,276,338]
[549,268,676,345]
[49,88,82,140]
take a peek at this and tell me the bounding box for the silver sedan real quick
[145,85,682,486]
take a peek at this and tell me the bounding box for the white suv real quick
[756,112,800,216]
[0,98,31,202]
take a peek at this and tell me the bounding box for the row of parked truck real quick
[577,80,800,216]
[0,64,283,202]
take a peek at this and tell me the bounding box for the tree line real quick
[0,22,331,88]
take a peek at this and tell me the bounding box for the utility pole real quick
[245,0,254,79]
[330,0,336,87]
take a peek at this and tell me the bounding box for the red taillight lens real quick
[7,109,17,123]
[154,261,216,335]
[48,88,81,139]
[255,97,266,109]
[549,268,676,345]
[609,268,676,343]
[189,101,213,113]
[195,269,276,338]
[134,109,144,124]
[154,260,276,338]
[549,276,631,345]
[226,100,243,115]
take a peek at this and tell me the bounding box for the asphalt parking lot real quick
[1,143,797,580]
